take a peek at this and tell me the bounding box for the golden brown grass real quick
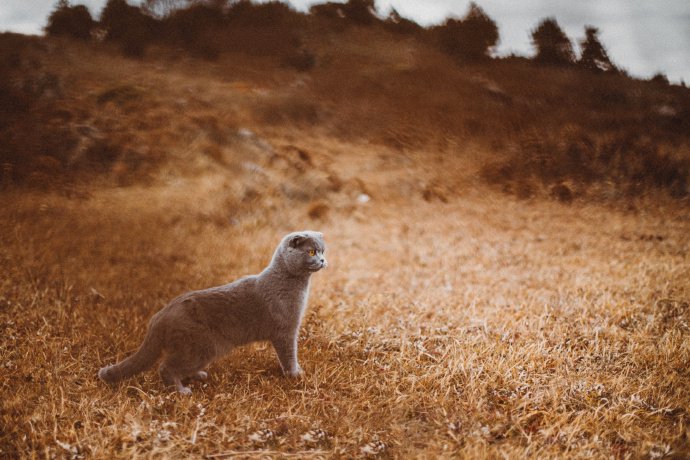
[1,32,689,459]
[2,149,690,458]
[1,174,690,458]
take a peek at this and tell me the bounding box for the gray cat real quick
[98,231,327,394]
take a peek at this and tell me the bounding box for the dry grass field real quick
[1,29,690,458]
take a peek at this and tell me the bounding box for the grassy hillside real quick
[1,21,689,459]
[2,28,689,199]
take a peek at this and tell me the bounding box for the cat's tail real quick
[98,327,162,384]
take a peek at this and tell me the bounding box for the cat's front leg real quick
[271,334,302,378]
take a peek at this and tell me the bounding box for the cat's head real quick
[276,230,327,275]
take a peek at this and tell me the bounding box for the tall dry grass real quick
[1,28,689,458]
[2,175,689,458]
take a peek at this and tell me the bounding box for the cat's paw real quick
[285,365,303,378]
[177,386,193,395]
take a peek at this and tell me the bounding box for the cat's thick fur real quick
[98,231,327,394]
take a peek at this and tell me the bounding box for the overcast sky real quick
[1,0,688,82]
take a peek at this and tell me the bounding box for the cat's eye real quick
[308,249,316,256]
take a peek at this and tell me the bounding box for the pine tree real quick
[342,0,377,25]
[531,17,574,65]
[385,8,420,35]
[100,0,157,57]
[460,2,499,60]
[45,0,95,40]
[435,2,499,61]
[579,26,616,73]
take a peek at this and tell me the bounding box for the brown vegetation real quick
[1,7,689,457]
[2,172,689,458]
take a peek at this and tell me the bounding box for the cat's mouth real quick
[308,261,328,271]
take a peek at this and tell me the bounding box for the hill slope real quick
[1,29,690,458]
[1,30,689,201]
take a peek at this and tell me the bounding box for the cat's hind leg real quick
[191,370,208,381]
[174,377,192,395]
[181,370,208,385]
[159,361,199,395]
[158,362,192,394]
[157,329,216,394]
[158,362,175,387]
[159,358,206,395]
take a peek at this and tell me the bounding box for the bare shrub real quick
[0,34,43,124]
[430,2,499,62]
[482,130,690,200]
[224,1,306,59]
[100,0,158,57]
[45,1,94,40]
[1,109,77,188]
[158,1,306,60]
[531,17,575,65]
[163,3,225,60]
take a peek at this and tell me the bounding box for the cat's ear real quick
[288,233,306,248]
